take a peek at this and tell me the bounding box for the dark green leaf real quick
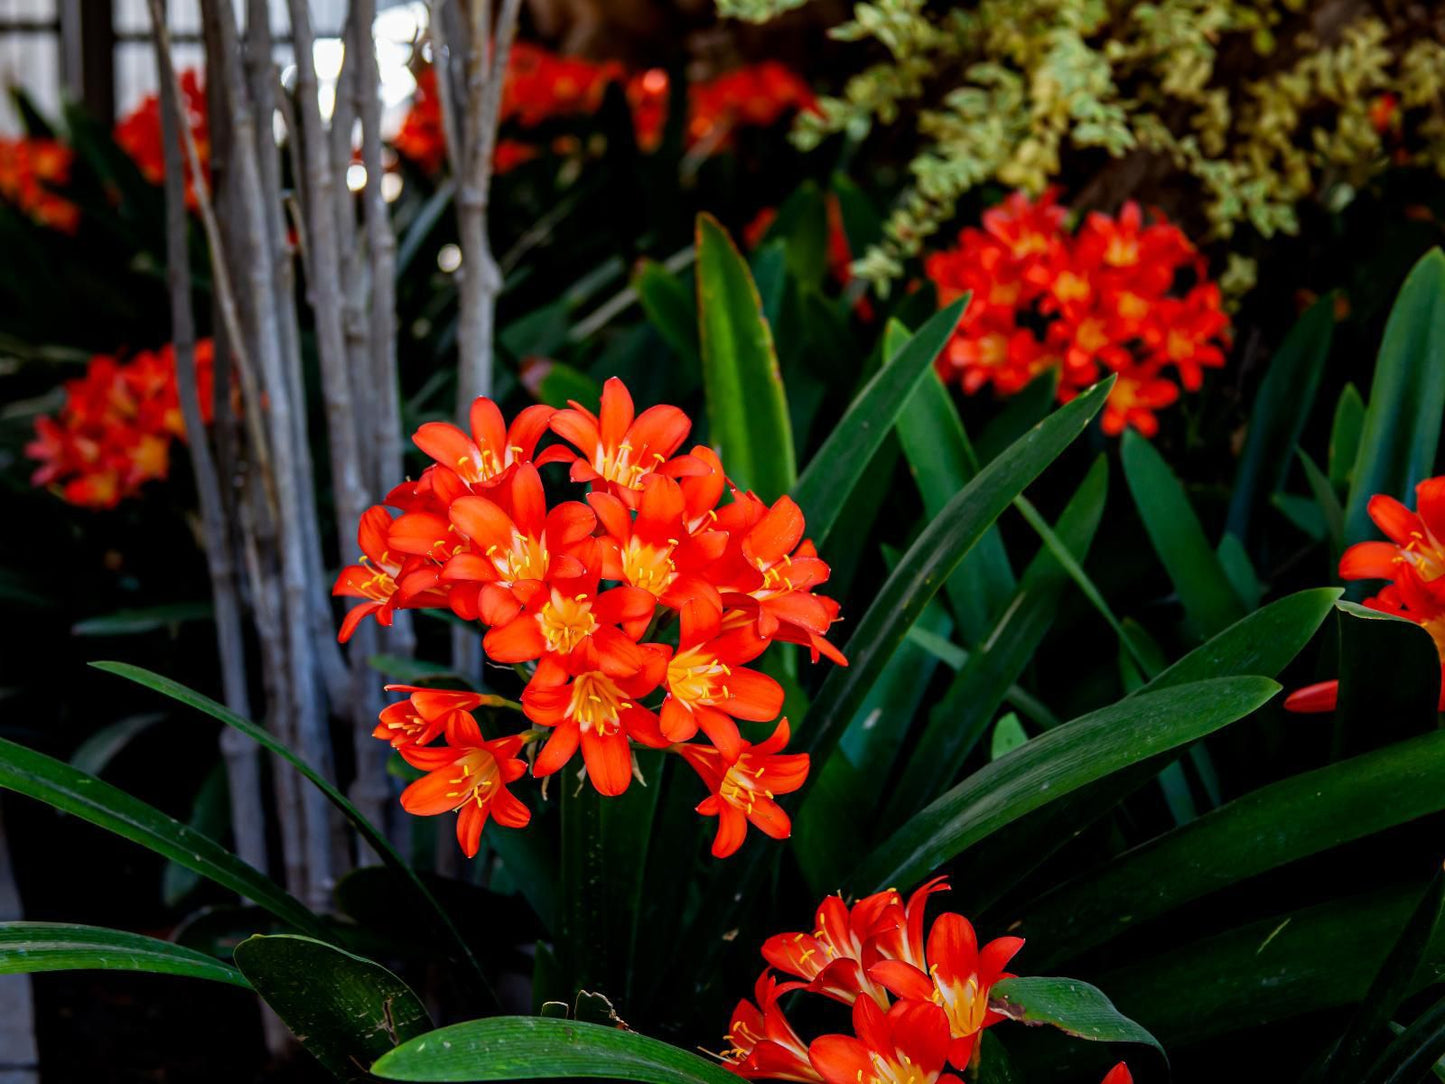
[0,736,324,938]
[1326,870,1445,1081]
[235,934,431,1082]
[1145,588,1343,692]
[1017,728,1445,968]
[799,379,1114,777]
[1099,886,1445,1049]
[69,713,165,776]
[1333,602,1441,759]
[90,662,491,997]
[72,602,212,636]
[1344,249,1445,548]
[371,1017,741,1083]
[0,922,248,987]
[1329,383,1365,488]
[696,212,794,500]
[633,259,699,366]
[850,677,1278,894]
[1121,429,1246,639]
[792,298,966,548]
[989,976,1164,1061]
[883,456,1109,827]
[1227,296,1335,541]
[1300,448,1346,558]
[1364,993,1445,1084]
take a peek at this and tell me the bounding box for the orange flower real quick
[1287,477,1445,713]
[114,69,210,209]
[0,136,79,232]
[722,878,1023,1081]
[399,730,531,857]
[808,998,962,1084]
[1101,1065,1134,1084]
[26,339,219,508]
[680,719,809,857]
[926,190,1231,437]
[349,383,844,855]
[521,653,669,796]
[542,376,695,506]
[723,971,822,1082]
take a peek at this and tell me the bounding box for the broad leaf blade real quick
[695,212,795,500]
[849,677,1278,894]
[0,737,324,938]
[371,1017,741,1083]
[1018,728,1445,968]
[1145,587,1343,692]
[792,298,966,548]
[0,922,248,987]
[235,934,431,1083]
[1344,248,1445,549]
[989,976,1164,1061]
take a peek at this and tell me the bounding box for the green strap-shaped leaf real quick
[1329,383,1365,488]
[235,935,432,1083]
[798,377,1114,775]
[883,455,1109,828]
[1121,428,1247,640]
[989,976,1164,1061]
[371,1016,741,1083]
[888,317,1016,645]
[1017,728,1445,968]
[792,298,966,548]
[1345,248,1445,549]
[1145,587,1343,692]
[1226,296,1335,542]
[695,211,795,501]
[0,736,324,939]
[1327,870,1445,1082]
[0,922,249,987]
[1099,886,1445,1049]
[91,662,492,998]
[848,676,1278,894]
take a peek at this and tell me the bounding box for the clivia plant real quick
[3,2,1445,1083]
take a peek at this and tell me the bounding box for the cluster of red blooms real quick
[1287,476,1445,713]
[0,136,78,233]
[925,189,1232,438]
[393,45,815,176]
[335,378,845,858]
[113,69,211,210]
[26,340,216,509]
[719,878,1131,1084]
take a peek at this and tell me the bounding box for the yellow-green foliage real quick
[722,0,1445,290]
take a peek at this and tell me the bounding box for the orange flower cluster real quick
[720,880,1133,1082]
[1286,476,1445,713]
[721,878,1076,1082]
[0,136,78,232]
[26,340,217,509]
[113,69,211,209]
[629,60,818,153]
[336,378,845,858]
[393,48,815,175]
[925,189,1232,438]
